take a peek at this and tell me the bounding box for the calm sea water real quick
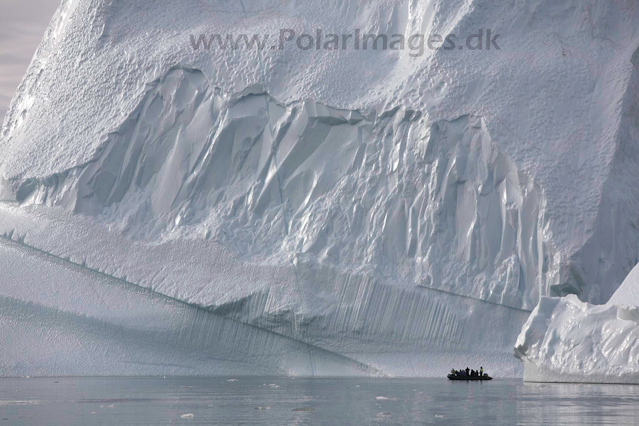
[1,377,638,425]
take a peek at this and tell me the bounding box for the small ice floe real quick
[263,384,280,388]
[255,406,270,410]
[227,379,238,382]
[292,407,315,412]
[90,412,97,415]
[434,414,444,418]
[180,413,194,419]
[375,396,389,400]
[355,385,360,388]
[374,412,391,420]
[0,400,44,407]
[100,404,115,408]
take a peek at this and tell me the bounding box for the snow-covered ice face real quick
[197,0,287,16]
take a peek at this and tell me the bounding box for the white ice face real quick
[1,0,639,377]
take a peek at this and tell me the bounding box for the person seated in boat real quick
[465,367,469,376]
[480,366,483,376]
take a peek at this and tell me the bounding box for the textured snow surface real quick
[1,0,639,376]
[515,293,639,384]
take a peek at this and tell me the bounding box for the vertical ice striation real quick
[0,240,375,377]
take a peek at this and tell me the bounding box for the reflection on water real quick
[516,381,639,425]
[0,377,638,425]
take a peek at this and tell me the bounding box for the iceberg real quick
[1,0,639,376]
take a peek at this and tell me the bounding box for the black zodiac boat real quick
[447,373,492,381]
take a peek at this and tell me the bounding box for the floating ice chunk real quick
[0,400,44,406]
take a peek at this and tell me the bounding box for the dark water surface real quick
[1,377,639,425]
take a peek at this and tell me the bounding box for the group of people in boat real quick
[450,367,485,377]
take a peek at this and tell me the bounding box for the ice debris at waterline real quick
[515,262,639,384]
[1,0,639,376]
[514,294,639,384]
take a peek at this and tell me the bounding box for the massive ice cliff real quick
[1,0,639,376]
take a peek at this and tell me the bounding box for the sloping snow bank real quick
[514,292,639,383]
[0,239,374,377]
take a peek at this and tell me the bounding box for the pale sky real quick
[0,0,59,121]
